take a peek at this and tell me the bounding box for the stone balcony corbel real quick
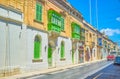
[72,39,79,51]
[48,31,60,50]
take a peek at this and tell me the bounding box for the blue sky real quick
[67,0,120,45]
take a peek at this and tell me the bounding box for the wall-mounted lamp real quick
[45,45,47,52]
[19,32,21,39]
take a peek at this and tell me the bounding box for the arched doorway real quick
[48,45,53,67]
[72,50,75,63]
[34,35,41,60]
[85,46,90,62]
[60,41,65,59]
[78,50,84,63]
[92,47,96,60]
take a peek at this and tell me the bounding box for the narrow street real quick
[19,61,112,79]
[86,63,120,79]
[0,0,120,79]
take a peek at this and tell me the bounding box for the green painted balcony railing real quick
[48,23,61,33]
[71,22,81,39]
[48,10,64,33]
[72,32,80,39]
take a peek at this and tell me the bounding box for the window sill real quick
[32,59,43,62]
[34,19,44,25]
[60,58,66,61]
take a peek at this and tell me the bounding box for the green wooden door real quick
[34,41,41,59]
[48,46,52,67]
[72,51,74,63]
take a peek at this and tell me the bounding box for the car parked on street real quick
[114,55,120,64]
[107,52,117,61]
[107,54,115,61]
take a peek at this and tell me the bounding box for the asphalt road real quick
[22,61,112,79]
[26,65,87,79]
[85,63,120,79]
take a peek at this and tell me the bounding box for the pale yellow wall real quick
[0,0,116,48]
[0,0,85,38]
[0,0,24,12]
[24,0,46,31]
[85,27,97,48]
[23,0,80,38]
[69,15,85,38]
[46,0,71,37]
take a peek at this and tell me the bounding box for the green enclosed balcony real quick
[71,22,81,39]
[48,23,61,33]
[48,10,64,33]
[72,32,80,39]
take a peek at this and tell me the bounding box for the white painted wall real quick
[26,28,48,71]
[9,23,23,66]
[0,6,25,72]
[0,21,27,72]
[74,49,79,64]
[0,7,8,18]
[55,37,72,67]
[0,20,7,69]
[0,6,23,22]
[8,10,23,22]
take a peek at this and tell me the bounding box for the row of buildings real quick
[0,0,118,77]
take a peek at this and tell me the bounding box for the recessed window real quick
[34,35,42,59]
[35,2,42,22]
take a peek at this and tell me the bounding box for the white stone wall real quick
[0,6,26,72]
[0,20,27,71]
[0,22,49,72]
[0,20,7,69]
[25,28,48,71]
[74,49,79,64]
[55,37,72,67]
[0,6,23,22]
[9,23,25,66]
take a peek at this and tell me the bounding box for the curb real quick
[2,60,107,79]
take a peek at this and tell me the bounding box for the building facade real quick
[0,0,118,77]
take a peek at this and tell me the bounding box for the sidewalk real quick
[1,59,108,79]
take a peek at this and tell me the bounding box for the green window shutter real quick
[61,18,64,31]
[76,25,80,34]
[39,5,42,21]
[36,3,42,22]
[71,22,80,33]
[34,41,40,59]
[36,4,39,20]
